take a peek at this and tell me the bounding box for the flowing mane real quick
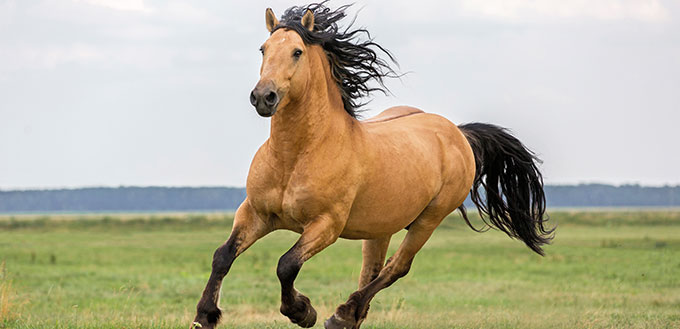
[272,2,399,118]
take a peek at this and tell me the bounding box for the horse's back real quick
[360,106,467,148]
[361,106,424,123]
[360,106,459,136]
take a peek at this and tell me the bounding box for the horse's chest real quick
[249,171,327,225]
[248,148,355,226]
[280,181,322,220]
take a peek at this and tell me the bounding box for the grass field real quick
[1,210,679,329]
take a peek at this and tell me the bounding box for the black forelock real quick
[272,1,399,118]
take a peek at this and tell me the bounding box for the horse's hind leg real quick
[355,237,390,327]
[325,207,449,329]
[358,238,391,288]
[193,201,272,329]
[278,215,344,328]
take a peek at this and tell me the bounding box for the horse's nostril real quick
[249,91,258,106]
[264,91,278,105]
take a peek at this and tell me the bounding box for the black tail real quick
[458,123,554,255]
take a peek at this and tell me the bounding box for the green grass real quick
[1,210,679,328]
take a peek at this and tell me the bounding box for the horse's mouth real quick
[255,103,277,117]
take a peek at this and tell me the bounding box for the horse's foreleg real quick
[278,216,343,328]
[193,202,272,329]
[325,214,442,329]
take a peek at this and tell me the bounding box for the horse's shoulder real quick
[361,106,424,123]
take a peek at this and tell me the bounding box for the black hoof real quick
[324,314,356,329]
[294,305,317,328]
[190,320,214,329]
[281,294,317,328]
[192,302,221,329]
[192,308,220,329]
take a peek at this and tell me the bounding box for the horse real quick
[192,3,554,329]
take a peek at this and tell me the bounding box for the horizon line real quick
[2,182,680,192]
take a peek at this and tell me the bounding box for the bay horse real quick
[193,3,553,329]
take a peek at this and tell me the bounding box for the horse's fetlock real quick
[335,302,357,320]
[199,306,221,324]
[324,313,357,329]
[349,290,362,298]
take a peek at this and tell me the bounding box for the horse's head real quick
[249,8,316,117]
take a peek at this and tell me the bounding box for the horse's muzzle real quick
[250,84,279,117]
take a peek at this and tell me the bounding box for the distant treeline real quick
[0,184,678,213]
[544,184,679,207]
[0,187,246,212]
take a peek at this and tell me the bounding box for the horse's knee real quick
[277,250,302,285]
[211,241,238,276]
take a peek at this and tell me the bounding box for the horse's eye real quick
[293,49,303,58]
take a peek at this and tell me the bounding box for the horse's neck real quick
[268,51,353,164]
[268,94,352,165]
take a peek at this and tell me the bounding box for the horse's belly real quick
[340,164,441,239]
[340,203,429,239]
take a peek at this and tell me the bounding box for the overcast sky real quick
[1,0,679,189]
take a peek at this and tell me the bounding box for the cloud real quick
[0,44,182,71]
[76,0,153,13]
[0,0,17,27]
[163,2,220,24]
[0,1,230,73]
[0,44,97,71]
[74,0,221,24]
[374,0,671,24]
[458,0,671,22]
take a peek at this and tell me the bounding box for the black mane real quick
[273,2,399,118]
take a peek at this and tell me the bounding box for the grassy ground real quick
[0,210,679,328]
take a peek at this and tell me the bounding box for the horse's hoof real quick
[192,306,220,329]
[190,320,214,329]
[324,314,356,329]
[284,304,316,328]
[295,305,317,328]
[281,294,317,328]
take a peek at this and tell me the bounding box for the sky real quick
[1,0,679,189]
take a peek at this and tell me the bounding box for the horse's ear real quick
[301,9,314,31]
[265,8,279,33]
